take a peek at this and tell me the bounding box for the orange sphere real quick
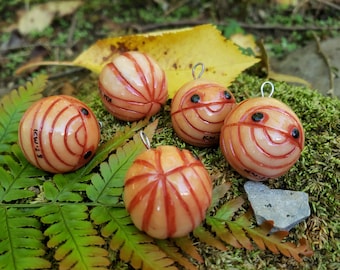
[171,79,236,147]
[98,51,168,121]
[220,97,304,181]
[124,145,212,239]
[18,95,100,173]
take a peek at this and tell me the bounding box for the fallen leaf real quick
[258,39,312,87]
[230,33,261,57]
[18,1,83,34]
[16,24,260,98]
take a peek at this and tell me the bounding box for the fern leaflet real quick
[35,204,110,269]
[44,119,153,203]
[87,120,158,205]
[0,75,47,154]
[0,206,51,269]
[91,206,176,270]
[206,196,314,262]
[193,225,227,251]
[156,239,199,270]
[0,144,46,203]
[78,118,150,176]
[173,237,203,263]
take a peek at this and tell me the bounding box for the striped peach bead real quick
[98,51,168,121]
[124,145,212,239]
[171,79,236,147]
[220,97,304,181]
[18,95,100,173]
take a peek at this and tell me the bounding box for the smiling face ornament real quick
[220,82,305,181]
[171,63,236,147]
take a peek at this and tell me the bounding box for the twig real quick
[129,19,340,33]
[0,43,68,54]
[67,12,78,49]
[316,0,340,11]
[164,0,191,16]
[312,32,335,96]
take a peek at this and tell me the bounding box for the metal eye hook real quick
[260,81,275,98]
[192,62,205,80]
[139,131,151,149]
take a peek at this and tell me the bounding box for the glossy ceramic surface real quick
[18,95,100,173]
[124,145,212,239]
[98,51,168,121]
[220,97,304,181]
[171,79,235,147]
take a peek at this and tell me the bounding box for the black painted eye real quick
[224,90,232,99]
[190,94,200,103]
[81,108,89,116]
[291,128,300,139]
[84,151,92,159]
[252,112,264,122]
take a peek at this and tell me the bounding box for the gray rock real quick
[244,181,310,232]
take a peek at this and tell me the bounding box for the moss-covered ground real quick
[74,71,339,269]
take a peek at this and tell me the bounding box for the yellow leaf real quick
[230,33,261,57]
[15,24,260,98]
[74,24,260,97]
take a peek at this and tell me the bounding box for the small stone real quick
[244,181,310,232]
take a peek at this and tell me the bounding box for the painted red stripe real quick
[108,61,148,101]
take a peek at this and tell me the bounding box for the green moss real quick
[75,72,339,269]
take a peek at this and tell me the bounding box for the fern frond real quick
[207,197,314,262]
[91,206,176,270]
[78,118,151,176]
[193,225,227,251]
[0,206,51,269]
[42,173,85,202]
[0,75,47,154]
[35,204,110,269]
[43,119,155,203]
[209,182,232,210]
[173,237,203,263]
[156,239,198,270]
[0,144,46,203]
[87,120,158,205]
[239,211,314,262]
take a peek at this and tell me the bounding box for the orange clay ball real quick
[124,145,212,239]
[220,97,304,181]
[98,51,168,121]
[18,95,100,173]
[171,79,236,147]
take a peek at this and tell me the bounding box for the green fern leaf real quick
[35,204,110,269]
[206,196,247,248]
[0,144,46,202]
[79,118,150,176]
[43,119,153,204]
[87,120,158,205]
[42,173,85,202]
[91,206,176,270]
[0,206,51,269]
[0,75,47,153]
